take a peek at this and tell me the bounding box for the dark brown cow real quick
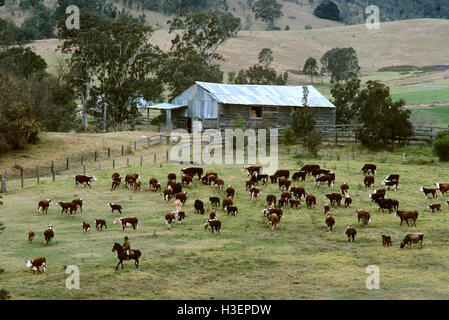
[209,197,220,208]
[280,191,292,200]
[245,180,255,190]
[400,233,423,249]
[420,186,437,199]
[274,169,290,179]
[82,222,90,232]
[428,204,441,212]
[291,187,306,200]
[181,175,193,187]
[269,175,278,184]
[292,170,307,182]
[202,172,218,185]
[177,211,186,223]
[112,172,121,181]
[43,225,54,246]
[382,235,392,247]
[300,164,320,175]
[95,218,107,230]
[289,199,300,209]
[243,165,262,176]
[163,188,173,203]
[28,230,35,242]
[209,210,216,220]
[167,173,176,181]
[58,201,77,215]
[346,227,357,243]
[181,167,203,179]
[124,174,139,189]
[340,182,349,195]
[175,191,188,204]
[226,206,238,217]
[111,179,121,191]
[75,175,97,188]
[133,181,141,192]
[305,193,316,209]
[165,212,176,230]
[278,178,291,191]
[213,178,224,190]
[312,168,331,178]
[37,199,51,214]
[325,216,335,231]
[344,194,352,208]
[278,198,287,208]
[109,202,122,214]
[385,174,400,182]
[364,176,375,188]
[324,193,342,207]
[315,173,335,188]
[382,179,399,190]
[194,199,205,215]
[204,219,221,234]
[436,183,449,195]
[249,187,262,200]
[113,217,139,230]
[361,164,377,175]
[356,210,370,226]
[266,194,277,208]
[26,257,47,273]
[323,204,330,215]
[395,210,418,227]
[222,197,233,211]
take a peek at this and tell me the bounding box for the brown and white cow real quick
[44,225,54,246]
[324,193,342,207]
[274,169,290,179]
[315,173,335,188]
[395,210,418,227]
[226,185,235,198]
[278,178,291,191]
[175,191,188,204]
[181,175,193,187]
[165,212,176,230]
[124,174,139,189]
[72,198,84,212]
[75,175,97,188]
[58,201,77,215]
[305,193,316,209]
[266,194,277,208]
[436,183,449,196]
[323,204,330,215]
[345,227,357,243]
[222,197,233,211]
[28,230,35,242]
[289,199,300,209]
[420,186,437,199]
[291,187,306,200]
[204,219,221,234]
[181,167,203,180]
[340,182,349,195]
[344,194,352,208]
[37,199,51,214]
[356,210,371,226]
[300,164,320,175]
[243,165,262,176]
[82,221,90,232]
[428,204,441,213]
[109,202,122,214]
[267,213,279,230]
[361,164,377,175]
[113,217,139,230]
[400,233,423,249]
[381,179,399,190]
[364,176,375,188]
[209,197,220,208]
[325,215,335,231]
[292,170,307,182]
[167,173,177,181]
[26,257,46,273]
[95,218,107,230]
[249,187,262,200]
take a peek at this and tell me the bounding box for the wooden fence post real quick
[66,157,69,170]
[51,160,54,173]
[140,156,143,167]
[166,150,168,163]
[4,168,6,180]
[36,165,40,184]
[1,178,6,194]
[127,158,130,167]
[134,141,137,151]
[83,165,86,175]
[21,167,24,188]
[121,145,124,156]
[154,153,156,164]
[95,151,97,162]
[99,161,101,171]
[113,159,115,169]
[52,170,55,182]
[108,147,111,158]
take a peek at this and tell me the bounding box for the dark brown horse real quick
[112,243,141,270]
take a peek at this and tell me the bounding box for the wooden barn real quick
[149,82,336,132]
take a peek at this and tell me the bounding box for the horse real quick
[112,243,141,270]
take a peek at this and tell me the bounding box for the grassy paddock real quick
[1,147,449,299]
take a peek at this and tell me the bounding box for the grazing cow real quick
[202,172,218,185]
[111,172,121,181]
[181,175,193,187]
[245,180,255,190]
[324,204,330,215]
[209,210,216,220]
[312,169,331,178]
[111,179,121,191]
[436,183,449,196]
[109,202,122,214]
[292,170,307,182]
[58,201,77,215]
[325,216,335,231]
[28,230,35,242]
[305,193,316,209]
[26,257,46,274]
[290,187,306,200]
[163,188,173,203]
[222,197,233,211]
[361,164,377,175]
[226,185,235,198]
[149,178,159,191]
[194,199,205,215]
[324,193,342,207]
[204,219,221,234]
[133,181,141,192]
[165,212,176,230]
[226,206,238,217]
[346,227,357,243]
[269,175,278,184]
[75,175,97,188]
[177,211,186,223]
[209,197,220,208]
[72,198,84,212]
[382,235,392,247]
[95,218,107,230]
[113,217,139,230]
[364,176,375,188]
[253,173,268,185]
[274,169,290,179]
[344,194,352,208]
[266,194,277,208]
[395,210,418,227]
[278,198,287,208]
[356,210,371,226]
[400,233,424,249]
[315,173,335,188]
[175,191,188,204]
[243,165,262,176]
[124,174,139,189]
[300,164,320,175]
[289,199,300,209]
[385,174,400,182]
[267,213,279,230]
[262,208,283,221]
[181,167,203,180]
[340,182,349,195]
[381,179,399,190]
[37,199,51,214]
[428,204,441,212]
[213,178,224,190]
[167,173,176,181]
[249,187,262,200]
[375,198,394,213]
[280,191,292,201]
[369,190,386,202]
[420,187,437,199]
[278,178,291,191]
[82,222,90,232]
[44,225,54,246]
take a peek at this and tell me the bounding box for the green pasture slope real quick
[1,148,449,300]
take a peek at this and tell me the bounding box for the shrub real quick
[433,135,449,162]
[304,130,322,157]
[314,1,340,21]
[0,288,10,300]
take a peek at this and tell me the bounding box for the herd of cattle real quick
[25,163,449,273]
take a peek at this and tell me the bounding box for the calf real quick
[95,218,107,230]
[177,211,186,223]
[254,173,268,185]
[312,168,331,178]
[361,164,377,175]
[266,194,277,208]
[109,202,122,214]
[28,230,35,242]
[124,174,139,189]
[175,191,188,204]
[181,175,193,187]
[133,181,141,192]
[222,197,233,211]
[149,178,159,191]
[43,225,54,246]
[267,213,279,230]
[278,178,291,191]
[280,191,292,201]
[58,201,77,215]
[292,170,307,182]
[26,257,46,274]
[381,179,399,190]
[369,191,386,202]
[165,212,176,230]
[344,194,352,208]
[356,210,371,226]
[400,233,423,249]
[163,187,174,202]
[382,235,392,247]
[209,197,220,208]
[245,180,255,190]
[111,179,121,191]
[226,185,235,198]
[37,199,51,214]
[324,193,342,207]
[346,227,357,243]
[113,217,139,230]
[364,176,375,188]
[181,167,203,180]
[249,187,262,200]
[428,204,441,212]
[289,199,300,209]
[202,172,218,185]
[278,198,287,208]
[209,210,216,220]
[323,204,330,215]
[290,187,306,200]
[194,199,205,215]
[72,198,84,212]
[75,175,97,188]
[325,216,335,231]
[82,222,90,232]
[420,186,437,199]
[305,193,316,209]
[340,182,349,195]
[395,210,418,227]
[212,178,224,190]
[204,219,221,234]
[111,172,121,181]
[269,175,278,184]
[226,206,238,217]
[436,183,449,196]
[375,198,394,213]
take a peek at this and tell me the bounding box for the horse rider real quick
[123,236,131,258]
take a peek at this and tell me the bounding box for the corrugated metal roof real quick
[146,103,187,110]
[195,82,335,108]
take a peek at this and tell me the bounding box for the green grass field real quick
[410,105,449,127]
[1,146,449,300]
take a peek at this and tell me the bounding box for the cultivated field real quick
[1,145,449,299]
